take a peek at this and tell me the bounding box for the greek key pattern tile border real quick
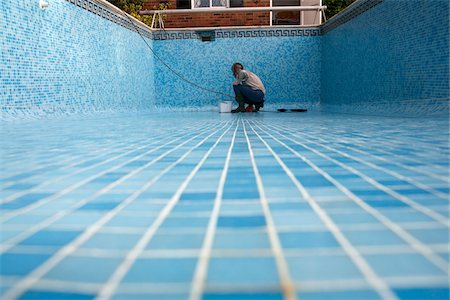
[65,0,153,39]
[153,28,321,40]
[321,0,384,34]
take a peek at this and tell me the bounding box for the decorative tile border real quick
[153,28,321,40]
[216,28,321,38]
[321,0,384,34]
[65,0,153,39]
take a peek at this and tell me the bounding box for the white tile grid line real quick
[2,120,234,300]
[282,129,449,200]
[0,122,215,224]
[342,149,449,183]
[0,121,226,254]
[284,119,445,170]
[188,121,239,300]
[297,129,450,185]
[318,134,450,182]
[0,158,79,188]
[242,119,297,300]
[0,131,180,177]
[0,149,84,175]
[245,120,400,300]
[264,123,450,228]
[95,121,236,300]
[1,133,175,204]
[250,121,449,274]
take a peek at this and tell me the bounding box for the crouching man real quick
[231,63,265,113]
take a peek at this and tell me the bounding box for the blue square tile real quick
[342,229,406,246]
[0,193,52,210]
[19,230,82,247]
[81,232,141,250]
[393,287,450,300]
[213,231,270,249]
[122,258,197,283]
[206,257,279,286]
[44,256,123,283]
[105,215,156,228]
[287,254,363,282]
[78,201,120,211]
[296,175,333,187]
[146,233,205,249]
[279,231,340,248]
[407,228,449,244]
[180,192,216,201]
[364,253,446,277]
[160,217,209,229]
[0,253,51,276]
[217,216,266,228]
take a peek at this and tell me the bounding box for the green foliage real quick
[106,0,169,27]
[324,0,356,20]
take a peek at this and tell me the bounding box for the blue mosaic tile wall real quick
[320,0,450,116]
[153,31,321,111]
[0,0,156,119]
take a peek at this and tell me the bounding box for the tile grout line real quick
[2,120,233,300]
[263,123,450,227]
[246,120,399,300]
[282,127,448,200]
[189,120,239,300]
[251,120,449,273]
[95,120,236,300]
[277,123,449,183]
[1,136,162,204]
[0,122,218,254]
[0,123,214,225]
[242,119,297,300]
[1,126,195,204]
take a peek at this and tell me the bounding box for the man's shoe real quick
[255,101,264,112]
[231,103,246,113]
[245,105,255,112]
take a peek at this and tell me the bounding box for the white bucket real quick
[219,101,232,113]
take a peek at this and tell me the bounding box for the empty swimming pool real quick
[1,0,449,299]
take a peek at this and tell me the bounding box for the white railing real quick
[140,2,326,29]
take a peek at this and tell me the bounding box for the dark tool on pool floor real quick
[277,108,308,112]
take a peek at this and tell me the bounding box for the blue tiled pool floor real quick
[1,112,449,300]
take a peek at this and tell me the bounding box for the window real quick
[193,0,227,8]
[272,0,322,26]
[177,0,191,9]
[273,0,300,25]
[229,0,243,7]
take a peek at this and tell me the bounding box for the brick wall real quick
[143,0,270,27]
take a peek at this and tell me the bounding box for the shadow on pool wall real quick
[0,0,449,119]
[320,0,450,117]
